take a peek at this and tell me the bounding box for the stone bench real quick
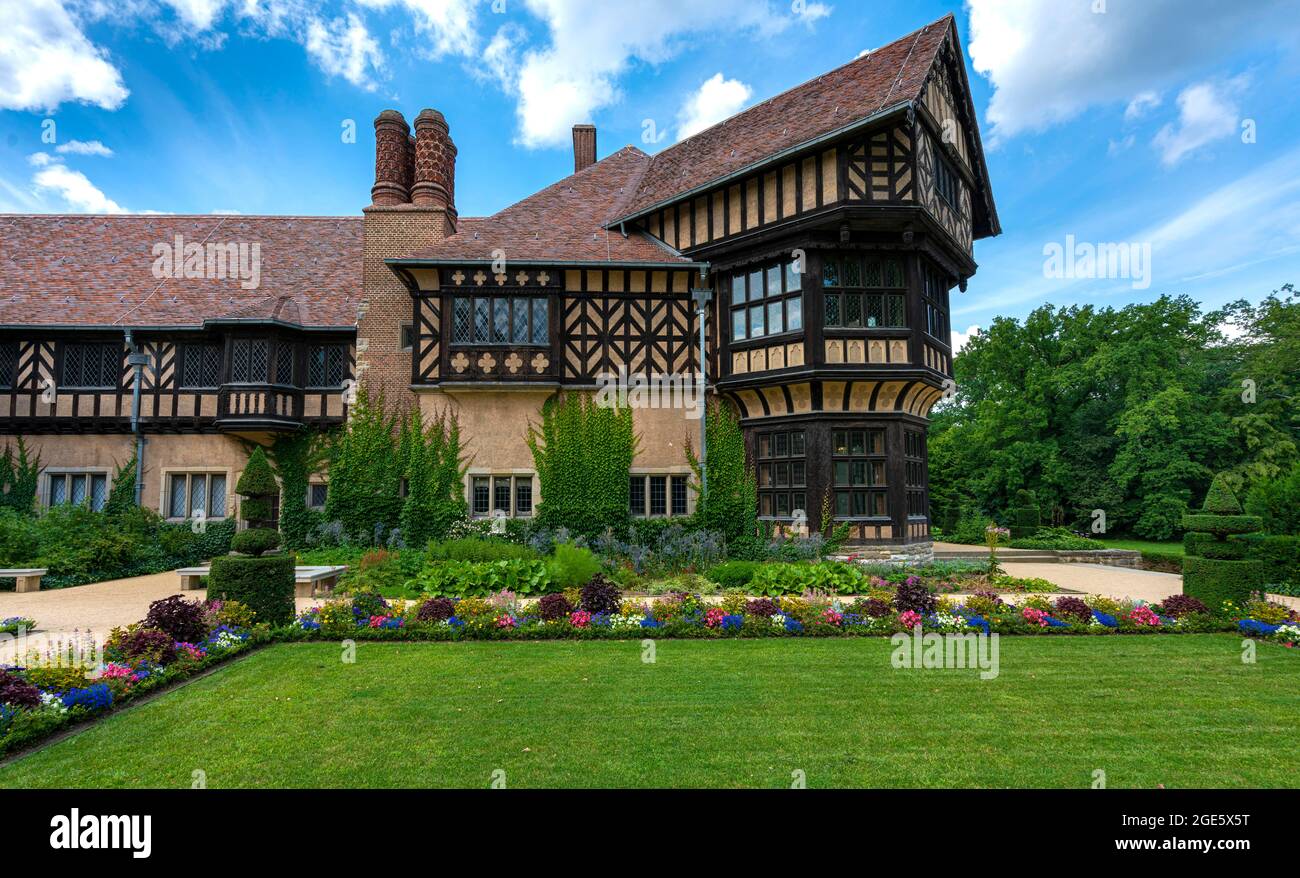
[0,568,47,593]
[177,564,347,598]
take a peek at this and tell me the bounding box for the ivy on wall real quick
[399,407,468,546]
[269,432,330,549]
[324,387,403,542]
[686,400,757,547]
[527,392,637,538]
[0,438,40,514]
[104,444,138,516]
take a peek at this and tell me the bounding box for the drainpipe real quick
[691,273,713,500]
[124,329,148,507]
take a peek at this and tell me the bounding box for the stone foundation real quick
[833,541,934,567]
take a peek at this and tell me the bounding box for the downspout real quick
[124,329,146,506]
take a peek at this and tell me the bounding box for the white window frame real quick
[43,468,111,512]
[159,469,231,522]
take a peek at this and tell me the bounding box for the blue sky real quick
[2,0,1299,349]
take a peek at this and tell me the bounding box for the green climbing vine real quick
[686,399,757,548]
[527,391,637,538]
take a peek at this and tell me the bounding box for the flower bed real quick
[281,587,1299,646]
[0,617,35,637]
[0,598,267,757]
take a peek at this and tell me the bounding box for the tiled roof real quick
[402,146,692,265]
[0,214,362,328]
[614,14,953,221]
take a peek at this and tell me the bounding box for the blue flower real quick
[61,683,113,712]
[1093,611,1119,628]
[1238,619,1281,636]
[448,616,465,628]
[1045,616,1070,628]
[784,617,804,633]
[640,616,662,629]
[965,615,990,635]
[721,614,744,631]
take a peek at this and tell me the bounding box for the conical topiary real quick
[1201,473,1242,515]
[209,445,294,625]
[1181,473,1263,609]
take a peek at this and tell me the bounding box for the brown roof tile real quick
[614,14,953,221]
[403,146,692,265]
[0,214,361,328]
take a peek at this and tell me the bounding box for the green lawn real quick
[1096,538,1185,556]
[2,637,1296,788]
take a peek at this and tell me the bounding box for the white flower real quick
[39,692,67,714]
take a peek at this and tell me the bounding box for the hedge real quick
[208,555,295,626]
[1181,514,1263,536]
[1235,534,1300,590]
[1181,556,1264,607]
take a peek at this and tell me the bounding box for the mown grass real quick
[1,636,1295,788]
[1096,539,1185,556]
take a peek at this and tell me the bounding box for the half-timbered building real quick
[0,13,996,558]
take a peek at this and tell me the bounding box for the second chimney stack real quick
[572,124,596,173]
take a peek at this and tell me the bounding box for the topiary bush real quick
[208,555,294,626]
[579,574,621,615]
[143,595,208,643]
[230,527,282,557]
[1181,473,1265,607]
[705,560,759,589]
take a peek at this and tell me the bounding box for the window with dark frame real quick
[307,344,346,388]
[230,339,269,383]
[400,323,415,352]
[922,260,950,343]
[61,342,120,388]
[729,258,803,342]
[905,429,927,518]
[629,474,691,518]
[46,471,109,511]
[822,254,908,329]
[165,472,227,519]
[0,342,17,388]
[935,154,959,209]
[180,343,222,388]
[471,474,534,518]
[451,296,548,346]
[832,428,888,519]
[308,483,328,509]
[274,342,295,386]
[757,430,807,519]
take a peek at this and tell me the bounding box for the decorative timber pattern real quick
[842,125,915,203]
[728,378,944,421]
[561,269,697,382]
[915,125,973,254]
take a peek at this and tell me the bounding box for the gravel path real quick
[0,571,325,642]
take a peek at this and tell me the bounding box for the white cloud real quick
[1152,77,1245,166]
[505,0,808,149]
[675,73,752,142]
[0,0,129,112]
[354,0,477,58]
[1124,90,1161,121]
[951,324,981,353]
[1107,134,1134,157]
[792,1,832,26]
[27,152,125,213]
[56,139,114,157]
[161,0,228,32]
[304,12,385,91]
[967,0,1298,141]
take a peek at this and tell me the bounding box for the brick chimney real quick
[572,124,596,173]
[362,107,458,405]
[412,108,457,215]
[370,109,411,206]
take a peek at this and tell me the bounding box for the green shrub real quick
[426,537,537,563]
[1181,513,1263,536]
[705,560,760,589]
[1182,556,1264,608]
[230,528,282,556]
[411,559,553,597]
[0,438,40,514]
[1235,534,1300,590]
[1008,527,1095,550]
[549,542,601,589]
[1244,463,1300,536]
[1008,489,1040,539]
[747,561,867,596]
[235,447,279,498]
[208,555,295,626]
[687,400,757,544]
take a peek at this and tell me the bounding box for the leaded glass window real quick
[181,344,222,388]
[307,344,345,388]
[46,472,109,510]
[823,254,908,329]
[230,339,269,383]
[451,297,550,347]
[275,343,295,385]
[0,342,16,388]
[62,342,120,388]
[453,298,472,344]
